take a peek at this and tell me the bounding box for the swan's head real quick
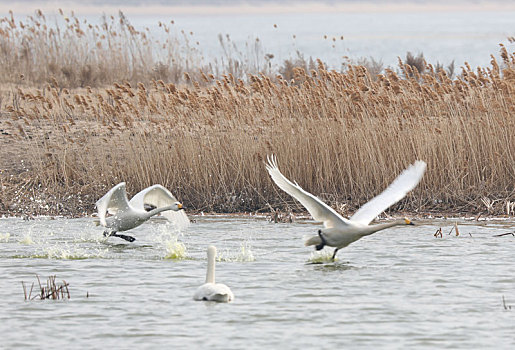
[173,202,184,211]
[404,218,415,225]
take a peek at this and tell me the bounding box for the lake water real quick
[148,9,515,70]
[1,215,514,349]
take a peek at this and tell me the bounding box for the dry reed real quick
[0,10,274,88]
[22,275,70,300]
[0,11,514,217]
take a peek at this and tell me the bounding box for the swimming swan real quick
[194,246,234,302]
[265,155,427,260]
[95,182,189,242]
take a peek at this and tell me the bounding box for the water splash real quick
[218,241,255,262]
[235,241,255,262]
[36,243,109,260]
[308,250,337,264]
[19,234,34,245]
[163,236,187,260]
[0,232,10,242]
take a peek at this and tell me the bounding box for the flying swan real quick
[95,182,189,242]
[265,155,427,260]
[194,246,234,303]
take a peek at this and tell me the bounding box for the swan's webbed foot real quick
[111,233,136,242]
[104,231,136,242]
[331,248,339,261]
[315,229,326,251]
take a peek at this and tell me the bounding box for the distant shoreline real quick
[1,211,514,223]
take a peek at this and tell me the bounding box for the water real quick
[150,9,515,69]
[1,215,514,348]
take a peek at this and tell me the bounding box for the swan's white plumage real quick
[349,160,427,225]
[194,282,234,303]
[194,246,234,303]
[265,155,426,259]
[129,184,190,230]
[96,182,129,227]
[265,155,351,229]
[95,182,188,236]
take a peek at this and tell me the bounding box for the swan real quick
[193,246,234,302]
[265,155,427,260]
[95,182,189,242]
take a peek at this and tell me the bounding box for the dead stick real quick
[22,281,27,300]
[494,232,515,237]
[63,281,70,299]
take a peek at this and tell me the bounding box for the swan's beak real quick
[404,218,415,225]
[178,203,184,210]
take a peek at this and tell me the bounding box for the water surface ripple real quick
[0,216,514,349]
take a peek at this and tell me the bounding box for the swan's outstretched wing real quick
[129,184,190,229]
[350,160,427,225]
[95,182,130,227]
[265,155,351,228]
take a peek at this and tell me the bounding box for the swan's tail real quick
[304,235,322,247]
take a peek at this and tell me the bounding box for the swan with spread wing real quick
[95,182,189,242]
[265,155,426,260]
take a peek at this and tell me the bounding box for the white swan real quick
[194,246,234,302]
[95,182,189,242]
[265,155,427,260]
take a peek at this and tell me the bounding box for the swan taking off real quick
[194,246,234,303]
[95,182,189,242]
[265,155,426,260]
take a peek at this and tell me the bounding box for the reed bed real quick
[22,275,70,300]
[0,11,514,217]
[0,10,273,88]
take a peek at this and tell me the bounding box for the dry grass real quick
[0,11,514,217]
[0,10,275,88]
[22,275,70,300]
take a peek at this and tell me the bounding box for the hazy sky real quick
[2,0,515,16]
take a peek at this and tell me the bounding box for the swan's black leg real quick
[316,229,326,251]
[110,233,136,242]
[104,231,136,242]
[331,248,339,261]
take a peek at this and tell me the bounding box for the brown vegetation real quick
[0,11,514,218]
[22,275,70,300]
[0,10,272,88]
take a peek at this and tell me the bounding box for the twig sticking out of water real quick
[502,295,512,310]
[447,222,460,236]
[434,228,443,238]
[22,275,70,300]
[494,232,515,237]
[21,281,34,300]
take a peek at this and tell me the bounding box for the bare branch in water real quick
[22,275,71,300]
[494,232,515,237]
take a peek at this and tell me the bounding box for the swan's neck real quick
[361,219,407,236]
[144,205,177,219]
[206,247,216,284]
